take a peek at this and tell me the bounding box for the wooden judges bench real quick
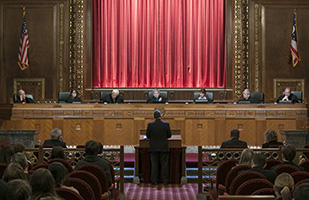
[0,104,308,146]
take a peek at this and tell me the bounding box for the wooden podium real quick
[134,137,186,184]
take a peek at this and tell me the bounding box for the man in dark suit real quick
[276,87,299,103]
[14,89,35,103]
[237,89,259,104]
[146,110,172,185]
[239,153,277,184]
[101,89,124,103]
[43,128,67,148]
[271,144,304,171]
[220,129,248,148]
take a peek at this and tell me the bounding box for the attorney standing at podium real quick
[146,110,172,185]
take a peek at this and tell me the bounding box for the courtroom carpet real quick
[124,183,198,200]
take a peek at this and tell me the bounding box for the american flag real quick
[18,9,30,70]
[290,11,300,67]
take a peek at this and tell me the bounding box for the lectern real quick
[134,137,186,184]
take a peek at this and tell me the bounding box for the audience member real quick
[147,89,167,103]
[14,89,35,103]
[293,183,309,200]
[271,144,304,171]
[43,128,67,148]
[2,163,26,182]
[10,152,30,180]
[30,168,61,200]
[51,146,65,160]
[276,87,298,104]
[14,143,25,153]
[237,148,254,166]
[65,89,82,103]
[13,143,36,167]
[274,173,294,200]
[97,142,104,156]
[74,140,112,187]
[237,89,259,103]
[48,162,79,194]
[220,129,248,148]
[8,179,32,200]
[239,153,277,184]
[0,179,13,200]
[0,145,14,164]
[262,129,283,148]
[101,89,124,104]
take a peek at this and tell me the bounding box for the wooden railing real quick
[197,147,309,197]
[24,145,125,195]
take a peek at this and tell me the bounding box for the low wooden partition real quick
[134,138,186,184]
[1,104,308,146]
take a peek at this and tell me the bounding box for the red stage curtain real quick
[93,0,226,88]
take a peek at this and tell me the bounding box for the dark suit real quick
[43,139,67,148]
[237,96,259,104]
[220,138,248,148]
[147,95,167,103]
[276,93,298,104]
[146,119,172,184]
[65,96,81,103]
[262,141,283,148]
[14,97,35,104]
[101,94,124,104]
[271,161,304,171]
[239,166,277,184]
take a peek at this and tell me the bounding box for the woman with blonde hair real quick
[237,148,254,166]
[262,129,283,148]
[274,173,294,200]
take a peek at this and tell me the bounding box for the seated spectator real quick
[2,163,26,182]
[237,148,254,166]
[51,146,65,160]
[276,87,298,104]
[0,180,13,200]
[220,129,248,148]
[237,89,259,103]
[65,89,82,103]
[274,173,294,200]
[262,129,283,148]
[101,89,124,104]
[13,143,25,154]
[239,153,277,184]
[10,152,31,180]
[14,89,35,103]
[98,142,104,156]
[147,89,167,103]
[13,143,36,167]
[30,168,61,200]
[74,140,112,187]
[0,145,14,164]
[43,128,67,148]
[8,179,31,200]
[294,183,309,200]
[271,144,304,171]
[48,162,79,194]
[195,88,212,103]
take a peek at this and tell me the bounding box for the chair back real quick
[68,177,95,200]
[225,146,246,149]
[47,158,73,173]
[282,91,302,103]
[69,170,102,200]
[193,92,214,101]
[148,91,168,100]
[235,178,273,195]
[29,163,49,174]
[55,187,84,200]
[58,92,71,103]
[0,163,8,178]
[272,164,299,175]
[265,159,282,170]
[216,159,238,188]
[291,171,309,184]
[300,160,309,172]
[251,92,264,104]
[100,92,112,101]
[251,188,275,196]
[225,165,251,194]
[75,164,109,193]
[229,171,267,195]
[218,195,275,200]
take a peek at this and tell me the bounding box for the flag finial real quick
[22,6,26,17]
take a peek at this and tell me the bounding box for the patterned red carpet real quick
[124,183,198,200]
